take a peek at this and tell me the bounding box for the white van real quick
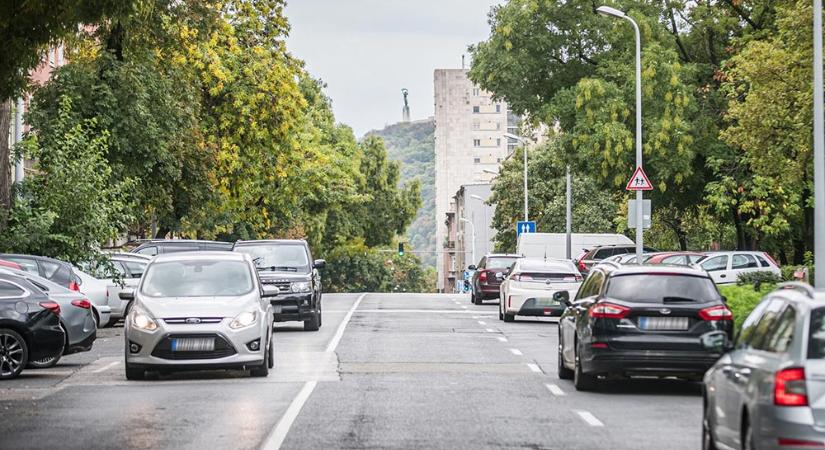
[516,233,634,260]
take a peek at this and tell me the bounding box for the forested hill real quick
[367,119,436,267]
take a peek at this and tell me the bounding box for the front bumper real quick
[270,293,315,322]
[125,319,266,369]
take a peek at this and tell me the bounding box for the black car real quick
[0,254,81,290]
[557,263,733,391]
[130,239,233,256]
[0,273,66,379]
[233,240,325,331]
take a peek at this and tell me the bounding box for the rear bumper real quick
[64,329,96,355]
[583,349,720,376]
[754,403,825,450]
[477,285,501,299]
[270,293,316,321]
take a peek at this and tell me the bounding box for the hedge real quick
[718,284,774,331]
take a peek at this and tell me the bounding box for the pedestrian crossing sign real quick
[626,166,653,191]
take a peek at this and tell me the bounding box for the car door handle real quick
[720,274,727,278]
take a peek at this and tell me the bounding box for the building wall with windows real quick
[434,69,516,291]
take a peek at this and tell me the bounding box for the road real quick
[0,293,701,449]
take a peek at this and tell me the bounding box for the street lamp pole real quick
[504,133,529,222]
[459,217,476,267]
[597,6,644,263]
[814,0,825,290]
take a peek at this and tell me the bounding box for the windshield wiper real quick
[662,296,696,303]
[256,266,298,272]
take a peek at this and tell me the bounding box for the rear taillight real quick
[479,271,487,282]
[764,252,780,268]
[512,273,533,282]
[775,367,808,406]
[699,305,733,321]
[71,299,91,309]
[578,260,586,272]
[777,438,824,447]
[39,301,61,315]
[69,281,80,291]
[589,302,630,319]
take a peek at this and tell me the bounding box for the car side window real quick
[578,271,604,299]
[754,255,770,268]
[662,255,684,265]
[39,260,61,278]
[736,298,772,348]
[732,254,758,269]
[478,257,486,269]
[0,281,26,298]
[747,299,785,350]
[122,261,146,278]
[575,274,595,300]
[593,249,612,260]
[136,246,158,256]
[759,306,796,353]
[6,257,39,274]
[701,255,728,272]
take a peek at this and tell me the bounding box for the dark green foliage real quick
[323,239,431,293]
[736,271,784,288]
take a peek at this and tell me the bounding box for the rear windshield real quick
[605,274,721,304]
[141,260,253,297]
[234,244,310,273]
[809,308,825,359]
[487,257,518,269]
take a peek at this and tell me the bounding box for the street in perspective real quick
[3,0,825,449]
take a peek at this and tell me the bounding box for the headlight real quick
[291,281,311,293]
[230,310,258,329]
[130,308,158,332]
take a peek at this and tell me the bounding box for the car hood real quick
[137,295,256,319]
[257,272,311,283]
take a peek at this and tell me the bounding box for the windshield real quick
[487,257,517,269]
[235,244,310,273]
[605,274,721,303]
[140,260,253,297]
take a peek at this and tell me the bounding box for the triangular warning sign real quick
[626,166,653,191]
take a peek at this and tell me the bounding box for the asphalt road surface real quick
[0,293,701,449]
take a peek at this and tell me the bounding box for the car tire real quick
[28,325,65,369]
[473,293,482,305]
[124,362,145,381]
[304,311,320,332]
[251,335,270,377]
[0,328,28,380]
[317,299,322,328]
[573,342,596,391]
[498,301,504,321]
[267,333,274,369]
[702,401,718,450]
[742,416,755,450]
[557,332,573,380]
[503,313,515,323]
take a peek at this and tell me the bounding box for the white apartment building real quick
[434,69,518,292]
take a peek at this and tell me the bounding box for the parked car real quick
[130,239,233,256]
[601,253,648,265]
[702,283,825,450]
[575,245,658,277]
[233,240,325,331]
[0,254,81,290]
[0,273,65,379]
[645,251,707,266]
[468,254,520,305]
[122,252,276,380]
[498,258,582,322]
[72,268,111,328]
[0,267,96,368]
[557,264,733,391]
[697,251,781,285]
[103,254,151,326]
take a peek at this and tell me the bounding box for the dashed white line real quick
[461,306,468,309]
[477,321,487,325]
[92,361,120,373]
[497,336,508,342]
[545,384,565,396]
[509,348,523,356]
[485,328,496,333]
[576,411,604,427]
[526,363,542,373]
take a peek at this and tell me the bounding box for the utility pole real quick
[566,166,572,259]
[814,0,825,290]
[14,97,24,186]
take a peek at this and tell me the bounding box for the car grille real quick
[151,334,236,360]
[163,318,223,324]
[261,280,292,293]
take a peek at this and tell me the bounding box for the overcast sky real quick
[284,0,501,137]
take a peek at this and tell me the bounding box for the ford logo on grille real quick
[659,308,672,315]
[185,318,202,324]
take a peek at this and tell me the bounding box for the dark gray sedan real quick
[702,283,825,450]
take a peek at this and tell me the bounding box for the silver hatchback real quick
[702,283,825,450]
[122,252,276,380]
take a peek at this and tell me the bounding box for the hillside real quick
[367,119,436,267]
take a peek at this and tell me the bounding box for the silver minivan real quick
[702,283,825,450]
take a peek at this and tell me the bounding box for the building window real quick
[495,104,501,113]
[496,138,501,146]
[473,88,480,96]
[474,157,481,164]
[496,122,501,130]
[472,121,480,130]
[497,158,502,163]
[473,139,481,147]
[472,106,480,113]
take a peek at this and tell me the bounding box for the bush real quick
[719,284,774,331]
[736,271,783,287]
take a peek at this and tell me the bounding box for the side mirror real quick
[721,295,728,304]
[313,259,326,269]
[468,265,477,271]
[119,289,135,301]
[261,284,280,298]
[700,331,733,353]
[553,290,571,306]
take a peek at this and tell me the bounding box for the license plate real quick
[171,337,215,352]
[639,317,689,331]
[534,298,559,307]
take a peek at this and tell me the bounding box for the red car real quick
[644,251,707,266]
[468,254,521,305]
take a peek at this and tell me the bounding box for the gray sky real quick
[284,0,501,137]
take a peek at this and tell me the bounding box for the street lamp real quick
[503,132,529,222]
[597,5,645,263]
[470,194,490,255]
[482,169,500,176]
[814,0,825,290]
[459,217,476,267]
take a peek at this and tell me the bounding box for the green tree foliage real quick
[323,239,432,293]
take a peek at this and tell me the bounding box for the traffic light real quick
[398,242,405,256]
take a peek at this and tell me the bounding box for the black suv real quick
[557,263,733,391]
[130,239,233,256]
[233,240,325,331]
[575,244,657,276]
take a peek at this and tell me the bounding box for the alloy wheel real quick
[0,330,27,379]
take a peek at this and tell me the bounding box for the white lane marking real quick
[478,321,487,325]
[461,306,468,309]
[264,293,366,450]
[509,348,523,356]
[576,411,604,427]
[545,384,565,396]
[353,309,495,314]
[92,361,120,373]
[527,363,542,373]
[485,328,496,333]
[472,316,479,319]
[261,380,318,450]
[324,293,367,353]
[497,337,508,343]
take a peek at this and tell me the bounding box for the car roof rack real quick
[776,282,815,299]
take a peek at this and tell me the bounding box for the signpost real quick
[516,221,536,237]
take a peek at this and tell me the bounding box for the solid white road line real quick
[485,328,496,333]
[526,363,542,373]
[576,411,604,427]
[92,361,120,373]
[262,293,366,450]
[461,306,468,309]
[477,321,487,325]
[497,336,508,342]
[509,348,523,356]
[545,384,565,396]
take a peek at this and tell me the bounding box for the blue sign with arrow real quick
[516,221,536,236]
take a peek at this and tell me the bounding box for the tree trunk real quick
[0,99,13,219]
[732,208,745,250]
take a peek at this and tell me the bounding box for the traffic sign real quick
[626,166,653,191]
[516,221,536,236]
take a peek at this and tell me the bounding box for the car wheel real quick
[267,333,274,369]
[473,293,482,305]
[304,312,320,332]
[0,328,28,380]
[702,400,718,450]
[557,332,573,380]
[250,336,270,377]
[498,301,504,321]
[92,309,100,328]
[28,326,65,369]
[742,416,755,450]
[573,342,596,391]
[317,299,322,328]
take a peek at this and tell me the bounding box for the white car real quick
[697,251,781,284]
[498,258,582,322]
[73,268,111,327]
[105,254,151,325]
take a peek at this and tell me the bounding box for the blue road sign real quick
[516,221,536,236]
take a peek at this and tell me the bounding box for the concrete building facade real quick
[434,69,517,291]
[448,183,495,291]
